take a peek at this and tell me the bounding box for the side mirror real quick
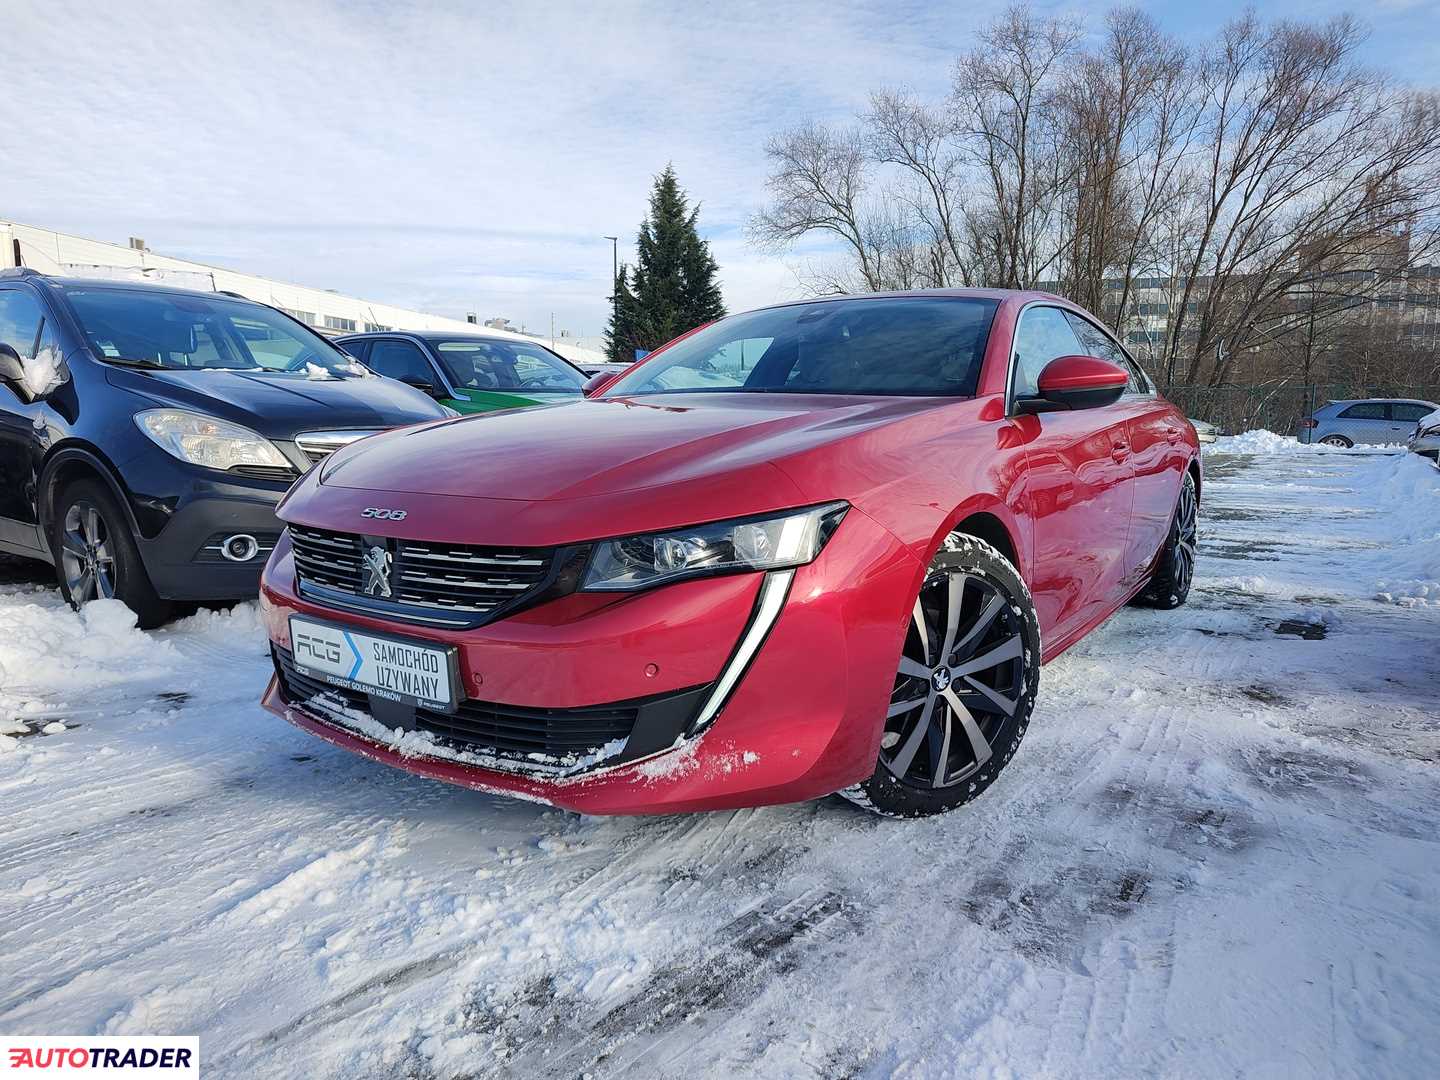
[1018,355,1128,413]
[399,375,440,398]
[582,372,612,398]
[0,343,32,402]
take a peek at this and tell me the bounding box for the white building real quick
[0,220,604,367]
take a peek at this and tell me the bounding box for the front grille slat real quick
[273,646,637,768]
[287,525,553,627]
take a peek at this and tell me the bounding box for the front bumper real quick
[259,508,921,814]
[135,473,289,601]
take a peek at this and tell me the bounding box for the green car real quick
[335,331,589,414]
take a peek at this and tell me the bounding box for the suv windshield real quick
[605,296,1000,397]
[64,289,360,375]
[431,339,585,393]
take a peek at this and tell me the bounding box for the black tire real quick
[1133,471,1197,610]
[842,533,1041,818]
[51,480,172,629]
[1319,434,1352,448]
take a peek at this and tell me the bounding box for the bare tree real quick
[952,5,1081,288]
[751,4,1440,396]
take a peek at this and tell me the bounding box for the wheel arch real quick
[1188,455,1202,504]
[950,509,1021,575]
[37,443,143,550]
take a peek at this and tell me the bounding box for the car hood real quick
[104,366,447,437]
[319,392,951,501]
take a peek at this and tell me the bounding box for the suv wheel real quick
[841,533,1040,818]
[1319,434,1352,448]
[52,480,172,628]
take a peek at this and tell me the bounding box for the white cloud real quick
[6,0,1434,332]
[5,0,1002,331]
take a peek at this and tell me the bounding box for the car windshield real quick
[65,289,360,375]
[431,339,585,394]
[605,297,1000,397]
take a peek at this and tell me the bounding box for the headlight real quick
[135,409,290,471]
[1421,424,1440,439]
[581,502,848,592]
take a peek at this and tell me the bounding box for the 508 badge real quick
[361,507,407,520]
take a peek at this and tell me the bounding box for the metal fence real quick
[1160,384,1440,435]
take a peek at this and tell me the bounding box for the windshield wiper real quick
[99,355,167,369]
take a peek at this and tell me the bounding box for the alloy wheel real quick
[1173,477,1197,596]
[881,569,1026,789]
[60,502,117,604]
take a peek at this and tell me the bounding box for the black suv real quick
[0,270,448,626]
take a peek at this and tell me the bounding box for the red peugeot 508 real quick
[259,290,1199,817]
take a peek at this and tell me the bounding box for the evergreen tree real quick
[604,165,726,362]
[603,265,640,363]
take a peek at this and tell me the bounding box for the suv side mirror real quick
[0,343,32,402]
[399,375,439,398]
[1017,355,1128,414]
[582,372,611,397]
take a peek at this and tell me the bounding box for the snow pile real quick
[1210,430,1316,455]
[0,598,175,693]
[164,601,268,654]
[1364,452,1440,606]
[21,342,67,398]
[0,599,177,753]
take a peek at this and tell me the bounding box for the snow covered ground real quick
[1,442,1438,1078]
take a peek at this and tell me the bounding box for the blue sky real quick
[6,0,1439,337]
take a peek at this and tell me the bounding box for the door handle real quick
[1111,443,1129,462]
[1163,425,1181,442]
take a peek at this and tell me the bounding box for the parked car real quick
[0,270,449,626]
[1408,406,1440,462]
[260,289,1200,818]
[337,331,588,413]
[1188,418,1220,443]
[1297,398,1439,447]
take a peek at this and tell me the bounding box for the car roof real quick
[744,287,1066,314]
[1325,397,1439,407]
[41,276,265,304]
[338,330,539,345]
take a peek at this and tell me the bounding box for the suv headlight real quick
[581,502,849,592]
[135,409,290,471]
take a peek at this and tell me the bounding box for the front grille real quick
[273,646,640,768]
[230,464,298,482]
[294,429,382,465]
[288,525,554,626]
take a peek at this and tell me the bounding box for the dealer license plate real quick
[289,616,457,711]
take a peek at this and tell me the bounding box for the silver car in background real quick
[1298,398,1440,447]
[1408,407,1440,462]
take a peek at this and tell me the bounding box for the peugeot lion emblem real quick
[362,544,393,598]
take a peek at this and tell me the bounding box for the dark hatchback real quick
[0,270,448,626]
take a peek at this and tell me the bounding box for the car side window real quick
[339,339,369,363]
[367,339,436,386]
[1338,402,1387,420]
[1392,403,1432,422]
[1011,306,1082,399]
[0,289,45,359]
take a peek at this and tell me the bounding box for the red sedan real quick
[259,290,1200,817]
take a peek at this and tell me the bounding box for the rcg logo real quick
[361,507,407,521]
